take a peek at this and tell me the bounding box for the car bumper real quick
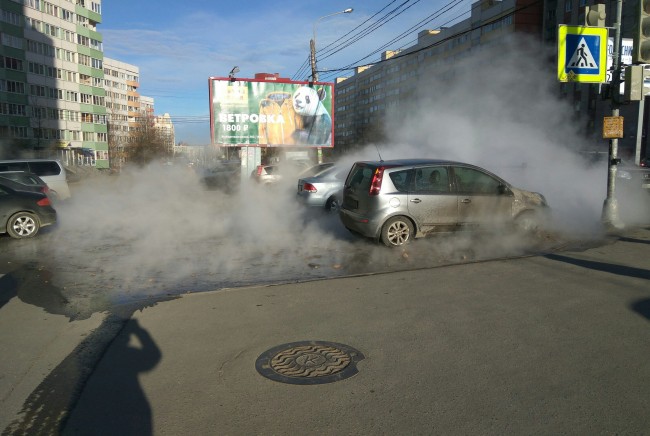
[296,192,328,208]
[339,207,383,239]
[39,209,57,227]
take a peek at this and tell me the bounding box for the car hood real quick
[510,186,548,214]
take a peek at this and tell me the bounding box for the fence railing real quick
[58,149,96,167]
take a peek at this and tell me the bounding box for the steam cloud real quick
[45,35,649,305]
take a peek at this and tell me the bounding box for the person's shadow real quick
[61,318,162,435]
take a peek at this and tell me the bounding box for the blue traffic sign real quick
[558,25,608,83]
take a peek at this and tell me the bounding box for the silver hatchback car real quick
[339,159,550,247]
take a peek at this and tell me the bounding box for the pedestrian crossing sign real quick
[558,25,608,83]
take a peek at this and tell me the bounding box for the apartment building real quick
[153,112,175,153]
[332,0,543,150]
[0,0,108,167]
[103,57,138,149]
[140,95,154,117]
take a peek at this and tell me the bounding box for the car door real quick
[451,166,514,229]
[406,166,458,232]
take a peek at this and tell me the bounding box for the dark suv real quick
[339,159,550,247]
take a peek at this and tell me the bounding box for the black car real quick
[0,171,51,197]
[199,160,241,192]
[0,180,57,239]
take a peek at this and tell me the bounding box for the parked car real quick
[251,164,281,186]
[0,172,51,197]
[0,180,57,239]
[0,159,71,200]
[339,159,550,247]
[251,161,313,186]
[200,160,241,192]
[297,165,349,212]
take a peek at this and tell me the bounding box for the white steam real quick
[46,36,649,301]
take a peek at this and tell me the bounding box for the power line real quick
[318,0,542,81]
[292,0,419,80]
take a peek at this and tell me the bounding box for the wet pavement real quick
[1,224,648,434]
[2,170,649,433]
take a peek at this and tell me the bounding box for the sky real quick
[100,0,475,145]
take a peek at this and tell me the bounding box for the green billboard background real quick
[210,79,334,147]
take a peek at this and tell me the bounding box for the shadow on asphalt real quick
[0,264,76,318]
[5,308,166,435]
[631,298,650,321]
[62,318,161,435]
[618,236,650,245]
[544,253,650,281]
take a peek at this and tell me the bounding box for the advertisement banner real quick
[209,78,334,147]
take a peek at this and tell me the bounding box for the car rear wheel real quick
[7,212,41,239]
[325,197,339,213]
[380,216,414,247]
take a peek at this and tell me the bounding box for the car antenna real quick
[375,143,384,162]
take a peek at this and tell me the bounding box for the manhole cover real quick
[255,341,364,385]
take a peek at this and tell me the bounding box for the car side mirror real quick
[498,184,512,196]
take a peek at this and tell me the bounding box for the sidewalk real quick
[3,226,650,435]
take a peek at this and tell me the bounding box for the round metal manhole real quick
[255,341,364,385]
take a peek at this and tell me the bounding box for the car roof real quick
[353,158,461,167]
[0,158,62,163]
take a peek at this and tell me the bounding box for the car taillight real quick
[37,197,51,206]
[303,182,317,193]
[256,165,264,176]
[369,166,385,196]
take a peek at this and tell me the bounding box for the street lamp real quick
[310,8,353,82]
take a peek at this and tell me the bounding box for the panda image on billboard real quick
[291,86,332,146]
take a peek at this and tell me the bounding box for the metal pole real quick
[602,0,624,229]
[636,97,645,165]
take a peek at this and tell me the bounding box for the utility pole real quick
[310,8,353,163]
[310,8,353,82]
[310,39,318,82]
[602,0,624,229]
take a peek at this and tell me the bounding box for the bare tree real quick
[124,114,171,167]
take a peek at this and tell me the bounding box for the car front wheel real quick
[514,210,541,233]
[380,216,414,247]
[7,212,41,239]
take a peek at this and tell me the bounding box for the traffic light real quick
[634,0,650,63]
[584,4,606,27]
[625,65,644,100]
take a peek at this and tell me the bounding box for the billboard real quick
[209,77,335,147]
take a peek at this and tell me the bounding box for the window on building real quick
[565,0,572,13]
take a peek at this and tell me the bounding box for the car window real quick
[389,169,410,192]
[453,167,501,194]
[346,164,374,191]
[0,162,29,172]
[413,166,449,193]
[334,168,349,180]
[28,161,60,176]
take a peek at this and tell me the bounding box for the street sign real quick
[558,25,608,83]
[603,116,624,138]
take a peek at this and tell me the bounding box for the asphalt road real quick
[1,224,650,435]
